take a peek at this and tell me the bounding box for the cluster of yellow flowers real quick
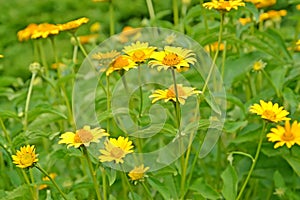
[250,100,300,149]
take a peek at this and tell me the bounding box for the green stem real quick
[0,117,12,147]
[142,182,153,200]
[236,122,266,200]
[29,168,38,199]
[262,69,281,98]
[106,76,111,133]
[109,0,115,36]
[100,167,107,200]
[72,45,78,64]
[138,66,143,119]
[82,146,102,200]
[35,164,68,200]
[24,72,37,130]
[221,41,227,80]
[146,0,156,22]
[50,36,58,65]
[202,12,224,94]
[171,69,181,128]
[120,165,135,199]
[21,169,37,200]
[38,39,49,76]
[172,0,179,27]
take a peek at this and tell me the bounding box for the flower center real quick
[167,85,186,98]
[282,131,295,141]
[130,171,144,180]
[112,56,129,69]
[74,129,93,143]
[111,147,124,159]
[262,110,277,121]
[132,50,146,62]
[20,153,34,165]
[162,53,181,66]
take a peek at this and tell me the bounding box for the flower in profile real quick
[123,41,156,63]
[267,120,300,148]
[259,10,287,22]
[249,100,290,123]
[239,17,252,26]
[58,17,89,32]
[252,60,266,71]
[128,164,150,184]
[149,46,196,71]
[12,145,38,168]
[99,136,134,164]
[245,0,276,9]
[92,50,121,71]
[17,23,38,41]
[58,126,109,148]
[204,42,225,52]
[106,55,137,76]
[31,23,60,39]
[149,84,201,105]
[203,0,245,12]
[39,173,57,190]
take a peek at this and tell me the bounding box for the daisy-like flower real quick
[245,0,276,9]
[259,10,287,22]
[12,145,38,168]
[128,164,150,184]
[267,120,300,148]
[252,60,266,71]
[123,41,157,63]
[106,55,137,76]
[239,17,252,26]
[58,125,109,148]
[99,136,134,164]
[39,173,57,190]
[31,23,60,39]
[17,23,38,41]
[149,84,201,105]
[249,100,290,123]
[92,50,121,71]
[149,46,196,71]
[202,0,245,12]
[58,17,89,32]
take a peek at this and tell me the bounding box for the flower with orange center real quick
[149,84,201,105]
[12,145,38,168]
[259,10,287,22]
[202,0,245,12]
[31,23,60,39]
[123,41,157,63]
[58,17,89,32]
[99,136,134,164]
[267,120,300,148]
[128,164,149,184]
[245,0,276,9]
[58,126,109,148]
[249,100,290,123]
[149,46,196,71]
[106,55,137,76]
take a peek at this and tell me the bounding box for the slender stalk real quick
[109,0,115,36]
[106,76,111,133]
[146,0,156,22]
[236,122,266,200]
[72,45,78,64]
[262,69,281,98]
[138,66,143,119]
[38,40,49,76]
[172,0,179,27]
[21,169,37,200]
[120,165,135,199]
[0,118,12,147]
[50,36,58,65]
[100,167,107,200]
[35,164,68,200]
[82,146,102,200]
[142,182,153,200]
[202,12,225,94]
[24,72,37,130]
[29,168,38,199]
[171,69,181,128]
[221,41,227,79]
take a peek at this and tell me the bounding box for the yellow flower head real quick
[203,0,245,12]
[149,84,201,105]
[17,23,38,41]
[106,55,137,76]
[128,164,150,183]
[239,17,252,26]
[204,42,225,52]
[58,126,109,148]
[259,10,287,22]
[249,100,290,123]
[31,23,60,39]
[99,136,134,164]
[149,46,196,71]
[12,145,38,168]
[0,54,3,58]
[39,173,57,190]
[245,0,276,9]
[59,17,89,32]
[90,22,101,33]
[297,4,300,10]
[123,41,157,63]
[267,120,300,148]
[77,34,99,45]
[252,60,266,71]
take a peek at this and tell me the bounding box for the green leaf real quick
[190,178,221,199]
[107,168,116,186]
[223,121,248,133]
[0,185,31,200]
[273,171,286,188]
[148,177,170,199]
[221,165,238,200]
[269,67,286,96]
[283,155,300,177]
[0,110,19,119]
[283,87,298,114]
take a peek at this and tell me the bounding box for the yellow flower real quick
[12,145,38,168]
[106,55,137,76]
[267,120,300,148]
[204,42,225,52]
[118,26,141,43]
[259,10,287,22]
[58,17,89,32]
[203,0,245,12]
[39,173,57,190]
[58,126,109,148]
[77,34,99,44]
[31,23,60,39]
[128,164,149,183]
[99,136,134,164]
[252,60,266,71]
[239,17,252,26]
[92,50,121,71]
[17,24,38,41]
[245,0,276,9]
[249,100,290,123]
[149,84,201,105]
[123,41,157,63]
[149,46,196,71]
[297,4,300,10]
[90,22,101,33]
[294,40,300,52]
[0,54,3,58]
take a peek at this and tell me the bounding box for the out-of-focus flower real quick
[17,23,60,41]
[297,4,300,10]
[39,173,57,190]
[77,34,99,44]
[92,50,121,71]
[106,55,137,76]
[245,0,276,9]
[259,10,287,22]
[204,42,225,52]
[128,164,149,184]
[58,17,89,32]
[51,62,67,70]
[164,33,177,45]
[123,41,156,63]
[0,54,3,58]
[267,120,300,148]
[239,17,252,25]
[203,0,245,12]
[294,40,300,52]
[99,136,134,164]
[252,60,266,71]
[118,26,141,43]
[17,24,38,41]
[149,84,201,105]
[90,22,101,33]
[12,145,38,168]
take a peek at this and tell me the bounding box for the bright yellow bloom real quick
[245,0,276,9]
[149,46,196,71]
[149,84,201,105]
[99,136,134,164]
[0,54,3,58]
[259,10,287,22]
[295,40,300,52]
[204,42,225,52]
[297,4,300,10]
[90,22,101,33]
[17,24,38,41]
[252,60,266,71]
[249,100,290,123]
[106,55,137,76]
[31,23,60,39]
[123,41,157,63]
[128,164,149,183]
[12,145,38,168]
[39,173,57,190]
[239,17,252,25]
[58,126,109,148]
[203,0,245,12]
[267,120,300,148]
[59,17,89,32]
